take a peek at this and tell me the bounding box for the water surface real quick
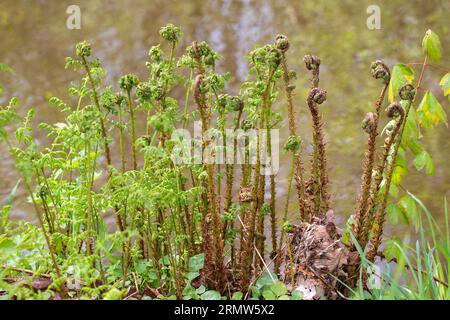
[0,0,448,233]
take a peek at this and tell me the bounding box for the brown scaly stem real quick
[366,57,421,262]
[304,55,331,217]
[239,63,277,290]
[81,53,126,234]
[366,116,405,262]
[223,106,243,238]
[84,140,96,257]
[240,122,253,188]
[265,80,277,265]
[317,118,330,215]
[254,66,276,266]
[269,166,276,258]
[126,89,137,170]
[103,97,127,234]
[353,61,390,245]
[80,56,111,168]
[275,153,295,273]
[361,102,405,249]
[256,80,279,269]
[304,54,321,89]
[306,87,329,218]
[157,41,177,147]
[240,120,262,288]
[117,98,126,174]
[191,41,224,289]
[277,35,307,221]
[367,83,416,262]
[236,129,252,270]
[255,181,266,271]
[239,191,257,290]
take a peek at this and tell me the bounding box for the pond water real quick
[0,0,449,233]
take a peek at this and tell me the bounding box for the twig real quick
[236,215,275,282]
[378,252,449,287]
[1,265,51,278]
[406,62,449,73]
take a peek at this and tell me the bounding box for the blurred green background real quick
[0,0,448,231]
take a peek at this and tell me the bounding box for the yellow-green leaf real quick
[0,236,15,253]
[422,29,442,63]
[413,150,435,176]
[399,195,420,229]
[417,91,447,128]
[440,73,450,98]
[262,290,276,300]
[387,203,402,224]
[270,281,287,297]
[201,290,221,300]
[402,100,420,140]
[384,237,405,265]
[388,64,415,102]
[103,288,124,300]
[231,291,243,300]
[406,137,424,156]
[391,165,407,185]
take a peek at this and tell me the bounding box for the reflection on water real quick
[0,0,449,230]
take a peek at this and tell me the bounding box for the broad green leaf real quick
[387,203,402,224]
[406,137,423,156]
[255,271,277,289]
[0,236,15,253]
[402,101,421,142]
[160,255,170,266]
[195,285,206,294]
[182,284,197,299]
[250,286,260,298]
[422,29,442,63]
[103,288,124,300]
[201,290,221,300]
[440,73,450,98]
[186,271,199,281]
[388,64,415,102]
[391,164,407,185]
[231,291,243,300]
[262,290,276,300]
[417,91,447,128]
[384,237,404,262]
[395,154,408,169]
[270,280,287,296]
[188,253,204,272]
[413,150,435,176]
[399,195,419,229]
[291,289,304,300]
[388,183,399,198]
